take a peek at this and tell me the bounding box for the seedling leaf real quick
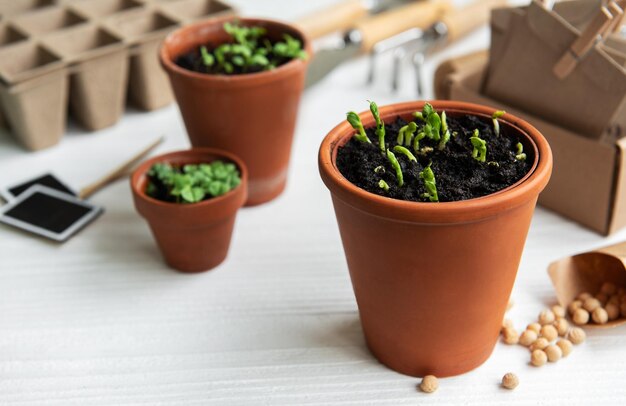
[386,149,404,187]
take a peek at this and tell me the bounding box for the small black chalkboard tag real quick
[0,185,103,242]
[0,173,76,202]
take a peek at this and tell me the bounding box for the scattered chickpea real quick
[554,318,569,336]
[530,337,550,351]
[567,300,582,315]
[577,292,593,301]
[592,307,608,324]
[572,308,590,325]
[419,375,438,393]
[540,324,558,341]
[545,344,563,362]
[605,303,620,320]
[538,309,555,325]
[568,327,586,345]
[582,298,601,312]
[556,339,573,357]
[502,327,519,345]
[551,305,566,319]
[601,282,617,296]
[531,349,548,367]
[608,295,621,306]
[519,330,538,347]
[527,323,541,334]
[501,372,519,390]
[502,319,514,330]
[595,293,608,306]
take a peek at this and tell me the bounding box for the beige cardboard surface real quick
[484,2,626,143]
[548,241,626,328]
[447,62,624,235]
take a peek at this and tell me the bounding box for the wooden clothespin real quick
[604,2,625,38]
[553,6,614,79]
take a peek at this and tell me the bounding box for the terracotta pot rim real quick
[159,17,311,87]
[131,148,248,210]
[319,100,553,223]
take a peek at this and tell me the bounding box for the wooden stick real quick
[78,136,165,200]
[604,2,624,38]
[613,0,626,33]
[553,6,613,79]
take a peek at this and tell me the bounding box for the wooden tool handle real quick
[295,0,369,40]
[78,136,164,200]
[354,0,452,52]
[606,2,625,36]
[440,0,509,42]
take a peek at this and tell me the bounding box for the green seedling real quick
[386,149,404,187]
[393,145,417,162]
[488,161,500,167]
[492,110,506,137]
[470,129,487,163]
[412,131,427,152]
[438,111,451,150]
[378,179,390,192]
[369,101,386,153]
[197,22,307,74]
[374,165,385,174]
[417,146,434,156]
[397,122,417,146]
[346,111,371,143]
[147,161,241,203]
[515,142,527,161]
[419,164,439,202]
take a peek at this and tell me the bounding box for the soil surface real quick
[336,114,532,202]
[175,41,293,75]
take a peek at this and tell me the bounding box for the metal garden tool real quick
[295,0,416,40]
[305,0,452,88]
[367,0,508,95]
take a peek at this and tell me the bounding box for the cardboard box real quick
[446,63,626,235]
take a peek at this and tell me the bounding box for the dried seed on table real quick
[577,292,593,301]
[567,300,582,315]
[501,372,519,390]
[502,319,514,330]
[608,295,621,306]
[601,282,617,296]
[583,298,601,312]
[545,344,563,362]
[551,305,566,319]
[419,375,438,393]
[572,308,590,325]
[554,318,569,336]
[540,325,558,341]
[568,327,586,344]
[605,303,620,320]
[519,330,538,347]
[530,337,550,351]
[538,309,555,325]
[531,349,547,367]
[527,323,541,334]
[502,327,519,345]
[556,339,573,357]
[595,293,608,306]
[592,307,608,324]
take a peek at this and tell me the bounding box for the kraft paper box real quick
[445,61,626,236]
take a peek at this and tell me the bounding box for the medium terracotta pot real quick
[319,101,552,377]
[131,148,248,273]
[159,17,310,206]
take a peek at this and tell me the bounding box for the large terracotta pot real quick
[131,148,248,273]
[159,17,310,206]
[319,101,552,377]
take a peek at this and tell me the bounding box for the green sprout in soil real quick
[386,149,404,187]
[492,110,505,137]
[515,142,527,161]
[347,111,371,144]
[412,130,427,152]
[438,111,451,150]
[195,22,307,75]
[419,163,439,202]
[369,101,386,153]
[147,161,241,203]
[374,165,385,174]
[397,122,417,146]
[470,129,487,163]
[393,145,417,162]
[378,179,390,192]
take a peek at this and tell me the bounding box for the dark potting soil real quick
[175,41,294,75]
[336,114,533,202]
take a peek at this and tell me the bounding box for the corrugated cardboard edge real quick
[448,63,623,235]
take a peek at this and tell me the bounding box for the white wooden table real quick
[2,1,626,404]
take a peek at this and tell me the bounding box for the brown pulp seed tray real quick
[0,0,235,151]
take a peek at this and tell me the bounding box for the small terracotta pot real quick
[319,101,552,377]
[159,17,310,206]
[131,148,248,273]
